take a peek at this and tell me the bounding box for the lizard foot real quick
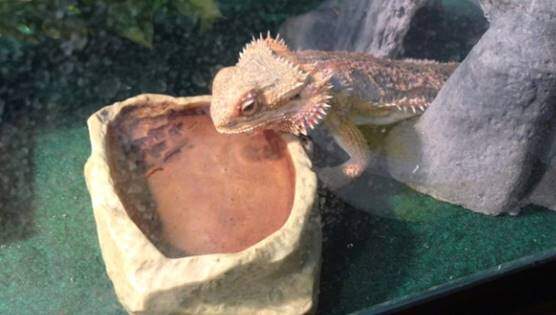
[317,162,365,190]
[342,163,365,178]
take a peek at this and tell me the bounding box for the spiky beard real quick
[283,71,333,136]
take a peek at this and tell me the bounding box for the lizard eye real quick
[239,91,259,116]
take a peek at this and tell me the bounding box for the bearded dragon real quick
[210,33,457,187]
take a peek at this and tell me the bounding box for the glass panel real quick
[1,0,554,314]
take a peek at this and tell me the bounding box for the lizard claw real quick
[342,163,365,178]
[318,162,364,190]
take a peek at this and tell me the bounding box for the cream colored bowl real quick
[84,94,321,315]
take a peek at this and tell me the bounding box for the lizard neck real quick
[262,50,334,135]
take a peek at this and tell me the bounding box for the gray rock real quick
[527,136,556,210]
[473,0,555,22]
[384,7,556,215]
[282,0,556,215]
[279,0,430,58]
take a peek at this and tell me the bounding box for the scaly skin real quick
[210,33,458,188]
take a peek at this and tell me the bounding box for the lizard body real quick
[210,34,458,187]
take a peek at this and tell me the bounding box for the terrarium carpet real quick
[1,114,556,315]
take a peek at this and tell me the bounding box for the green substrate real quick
[1,114,555,314]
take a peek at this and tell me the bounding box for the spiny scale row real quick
[238,33,306,81]
[296,100,332,135]
[239,32,287,59]
[378,96,429,113]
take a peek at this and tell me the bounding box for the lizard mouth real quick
[215,121,274,134]
[216,77,333,136]
[215,113,289,134]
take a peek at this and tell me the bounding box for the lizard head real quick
[210,33,332,136]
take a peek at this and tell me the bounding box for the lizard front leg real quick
[319,110,370,189]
